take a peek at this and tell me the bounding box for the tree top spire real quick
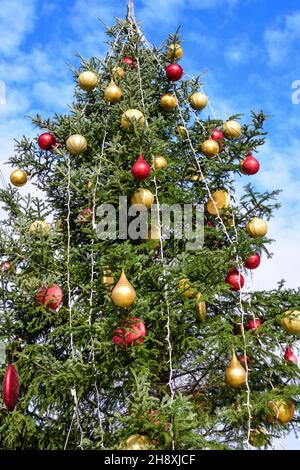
[127,0,135,21]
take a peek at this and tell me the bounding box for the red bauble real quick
[284,345,298,365]
[165,63,183,82]
[2,364,20,412]
[131,153,151,180]
[239,355,249,366]
[241,154,260,175]
[122,57,136,69]
[244,253,261,270]
[248,318,262,330]
[211,129,224,142]
[207,221,215,228]
[35,285,63,311]
[38,133,56,151]
[113,317,146,350]
[226,269,245,291]
[78,207,93,224]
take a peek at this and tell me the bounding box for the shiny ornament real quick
[66,134,87,155]
[178,278,197,299]
[177,125,188,139]
[35,285,63,311]
[38,132,56,151]
[249,428,270,448]
[111,270,136,308]
[122,57,136,69]
[78,207,93,224]
[120,434,152,450]
[244,253,261,270]
[267,400,294,424]
[239,355,250,366]
[226,269,245,291]
[77,71,98,91]
[10,169,28,187]
[131,188,154,209]
[225,351,246,388]
[166,43,183,60]
[104,79,122,103]
[153,156,168,170]
[112,65,126,79]
[121,109,145,129]
[206,190,230,215]
[248,318,262,330]
[131,153,151,180]
[241,154,260,175]
[29,220,51,238]
[2,364,20,412]
[189,92,208,111]
[281,310,300,335]
[246,217,268,238]
[284,345,298,365]
[195,293,206,323]
[211,129,224,142]
[223,120,242,139]
[113,318,146,350]
[160,93,177,111]
[165,63,183,81]
[201,139,219,158]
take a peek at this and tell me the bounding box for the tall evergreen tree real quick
[0,3,299,450]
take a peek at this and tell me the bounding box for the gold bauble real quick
[153,156,168,170]
[166,43,183,60]
[120,434,153,451]
[281,310,300,335]
[78,71,98,91]
[225,351,246,388]
[249,428,270,448]
[121,109,145,129]
[195,293,206,323]
[29,220,51,239]
[177,125,188,139]
[10,169,28,187]
[246,217,268,238]
[131,188,154,209]
[111,269,136,308]
[178,278,197,299]
[189,92,208,111]
[104,79,122,104]
[66,134,87,155]
[160,93,177,111]
[223,120,242,139]
[267,400,294,424]
[112,66,126,79]
[201,139,219,158]
[207,190,230,216]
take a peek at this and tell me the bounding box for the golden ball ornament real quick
[195,293,206,323]
[166,43,183,60]
[121,109,145,129]
[225,351,246,388]
[200,139,219,158]
[66,134,87,155]
[120,434,153,451]
[223,120,242,139]
[104,79,122,104]
[131,188,154,209]
[178,278,197,299]
[112,65,126,79]
[246,217,268,238]
[249,428,270,448]
[281,310,300,335]
[111,269,136,308]
[153,156,168,170]
[267,400,294,424]
[10,169,28,187]
[160,93,177,111]
[207,190,230,216]
[78,71,98,91]
[29,220,51,239]
[189,92,208,111]
[177,125,188,139]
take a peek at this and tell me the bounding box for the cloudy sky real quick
[0,0,299,449]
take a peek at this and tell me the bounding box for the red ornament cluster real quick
[241,153,260,175]
[247,318,262,330]
[165,63,183,82]
[113,317,146,349]
[2,364,20,412]
[35,285,63,311]
[226,269,245,291]
[38,133,57,151]
[131,153,151,180]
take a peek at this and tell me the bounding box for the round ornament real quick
[241,154,260,175]
[131,153,151,180]
[113,318,146,350]
[78,71,98,91]
[244,253,261,270]
[166,43,183,60]
[226,269,245,291]
[189,92,208,111]
[121,109,145,129]
[223,120,242,139]
[66,134,87,155]
[165,63,183,81]
[104,79,122,103]
[246,217,268,238]
[160,93,177,111]
[131,188,154,209]
[122,57,136,69]
[38,133,56,151]
[201,139,219,158]
[35,285,63,311]
[206,190,230,215]
[153,156,168,170]
[267,400,294,424]
[29,220,51,239]
[10,169,28,187]
[120,434,152,450]
[281,310,300,335]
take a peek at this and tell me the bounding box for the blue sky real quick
[0,0,299,449]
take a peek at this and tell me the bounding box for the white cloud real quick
[225,37,259,65]
[0,0,36,56]
[265,10,300,67]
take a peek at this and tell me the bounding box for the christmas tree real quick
[0,2,299,450]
